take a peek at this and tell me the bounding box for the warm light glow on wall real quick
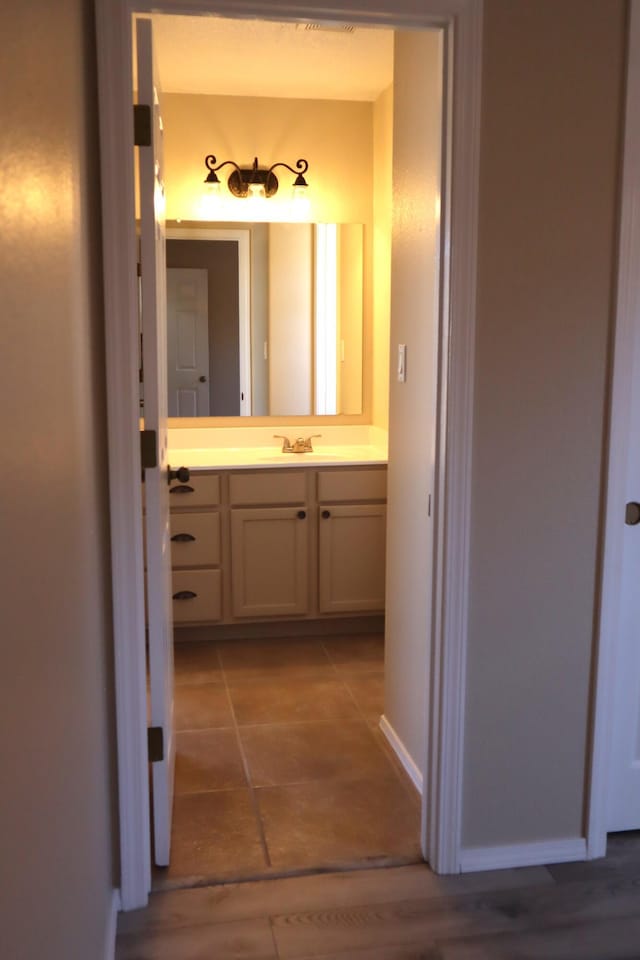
[198,187,311,223]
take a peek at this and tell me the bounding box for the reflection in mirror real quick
[166,223,363,418]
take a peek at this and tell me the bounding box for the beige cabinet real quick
[168,464,387,625]
[230,506,310,618]
[318,504,387,613]
[169,475,222,624]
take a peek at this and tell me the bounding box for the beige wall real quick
[163,93,373,224]
[384,30,443,775]
[0,0,116,955]
[462,0,626,848]
[372,84,393,430]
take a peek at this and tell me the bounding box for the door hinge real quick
[148,726,164,763]
[140,429,157,470]
[133,104,152,147]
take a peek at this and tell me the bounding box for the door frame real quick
[166,227,252,415]
[95,0,483,909]
[587,0,640,859]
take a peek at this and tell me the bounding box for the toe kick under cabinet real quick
[168,465,387,626]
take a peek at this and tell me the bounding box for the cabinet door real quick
[319,504,386,613]
[231,507,309,618]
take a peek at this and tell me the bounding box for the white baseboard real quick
[379,714,423,795]
[459,837,587,873]
[105,888,121,960]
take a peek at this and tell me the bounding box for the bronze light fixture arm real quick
[204,155,243,183]
[267,158,309,188]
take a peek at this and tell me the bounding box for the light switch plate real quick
[397,344,407,382]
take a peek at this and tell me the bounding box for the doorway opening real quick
[97,0,482,911]
[142,10,438,891]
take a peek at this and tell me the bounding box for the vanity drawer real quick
[229,470,306,506]
[170,512,221,568]
[169,473,220,507]
[317,468,387,503]
[172,569,222,623]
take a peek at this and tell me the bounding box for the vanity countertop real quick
[168,444,388,471]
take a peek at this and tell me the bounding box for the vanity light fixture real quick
[204,155,309,199]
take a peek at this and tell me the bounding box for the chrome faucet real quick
[274,434,322,454]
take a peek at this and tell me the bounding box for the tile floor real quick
[154,631,421,890]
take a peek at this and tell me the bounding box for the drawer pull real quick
[173,590,197,600]
[171,532,196,543]
[170,484,195,495]
[321,510,331,519]
[297,510,307,520]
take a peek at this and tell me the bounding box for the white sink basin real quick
[257,453,346,463]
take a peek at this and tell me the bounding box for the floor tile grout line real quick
[325,652,420,803]
[268,915,281,960]
[175,723,236,734]
[218,641,273,869]
[235,717,381,731]
[318,636,343,680]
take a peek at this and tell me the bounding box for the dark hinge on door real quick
[133,104,152,147]
[140,429,157,470]
[147,726,164,763]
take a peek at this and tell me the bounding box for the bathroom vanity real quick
[168,457,387,626]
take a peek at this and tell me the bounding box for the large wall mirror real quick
[166,222,364,418]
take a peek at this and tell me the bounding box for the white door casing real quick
[588,0,640,851]
[137,16,176,868]
[607,343,640,831]
[96,0,483,909]
[167,267,210,416]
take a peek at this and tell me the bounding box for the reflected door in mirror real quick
[167,268,210,416]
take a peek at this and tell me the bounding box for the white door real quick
[167,267,210,416]
[137,17,176,867]
[606,303,640,832]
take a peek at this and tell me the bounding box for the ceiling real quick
[150,15,394,101]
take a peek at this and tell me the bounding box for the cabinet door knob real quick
[321,509,331,519]
[171,532,196,543]
[173,590,197,600]
[297,510,306,520]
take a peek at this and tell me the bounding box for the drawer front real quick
[318,468,387,503]
[169,473,220,508]
[170,512,221,567]
[230,470,306,506]
[172,569,222,623]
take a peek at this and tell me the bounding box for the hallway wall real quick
[0,0,117,955]
[463,0,627,849]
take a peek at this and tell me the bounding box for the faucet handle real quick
[305,434,322,452]
[273,434,292,452]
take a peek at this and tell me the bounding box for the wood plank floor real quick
[116,832,640,959]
